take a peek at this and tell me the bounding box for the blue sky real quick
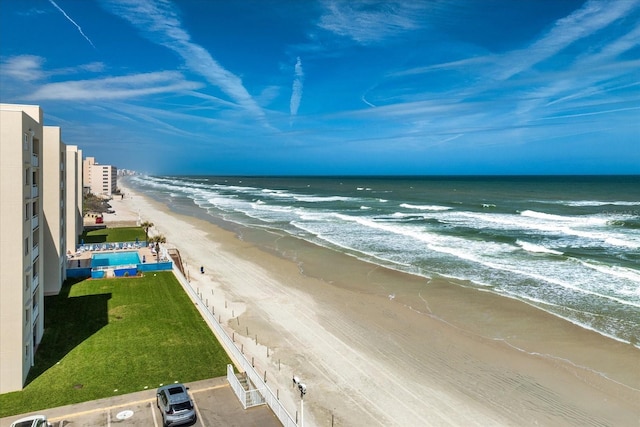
[1,0,638,175]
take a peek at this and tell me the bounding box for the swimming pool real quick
[91,251,141,268]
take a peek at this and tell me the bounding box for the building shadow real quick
[25,279,111,385]
[80,233,108,243]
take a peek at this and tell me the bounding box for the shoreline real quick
[110,181,640,426]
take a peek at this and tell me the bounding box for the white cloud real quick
[102,0,266,123]
[318,0,427,44]
[25,71,202,100]
[0,55,46,81]
[290,57,304,117]
[367,0,640,143]
[0,55,106,81]
[495,0,638,81]
[48,0,96,49]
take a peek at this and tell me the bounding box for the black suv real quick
[156,383,196,427]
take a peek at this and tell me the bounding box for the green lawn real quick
[0,272,231,417]
[81,226,146,244]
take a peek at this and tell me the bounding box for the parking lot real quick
[0,378,281,427]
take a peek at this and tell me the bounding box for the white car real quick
[10,415,50,427]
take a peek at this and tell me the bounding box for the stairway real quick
[236,373,266,408]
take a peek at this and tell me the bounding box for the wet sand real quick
[110,183,640,426]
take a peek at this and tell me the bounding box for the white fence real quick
[172,264,298,427]
[227,364,267,408]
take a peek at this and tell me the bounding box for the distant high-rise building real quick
[83,156,117,197]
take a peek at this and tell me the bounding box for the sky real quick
[1,0,639,175]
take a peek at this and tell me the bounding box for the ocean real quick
[126,175,640,347]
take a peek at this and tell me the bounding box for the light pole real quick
[292,376,307,426]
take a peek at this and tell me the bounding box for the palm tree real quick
[140,221,154,244]
[149,234,167,244]
[150,234,167,262]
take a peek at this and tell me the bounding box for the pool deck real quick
[66,244,162,269]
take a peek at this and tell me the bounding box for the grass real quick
[0,272,231,417]
[81,226,146,244]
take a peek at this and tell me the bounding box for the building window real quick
[25,237,29,256]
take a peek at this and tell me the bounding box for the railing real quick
[31,244,39,262]
[31,185,39,198]
[227,365,267,409]
[32,274,39,293]
[76,241,145,251]
[172,265,298,427]
[31,154,38,167]
[91,263,138,272]
[31,214,39,230]
[32,303,39,326]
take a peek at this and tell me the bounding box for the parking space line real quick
[150,401,159,427]
[191,383,228,395]
[191,384,229,427]
[193,399,205,427]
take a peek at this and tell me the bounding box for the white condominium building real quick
[0,104,46,393]
[0,104,82,393]
[66,145,83,253]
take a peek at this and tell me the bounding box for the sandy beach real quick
[107,183,640,426]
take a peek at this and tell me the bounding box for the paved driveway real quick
[0,378,281,427]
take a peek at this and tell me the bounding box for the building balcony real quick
[31,154,39,167]
[31,214,39,231]
[32,274,39,294]
[31,185,39,198]
[32,304,39,326]
[31,244,39,262]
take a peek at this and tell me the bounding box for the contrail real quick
[290,57,304,116]
[48,0,96,49]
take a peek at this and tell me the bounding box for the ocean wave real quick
[250,202,294,213]
[294,195,356,203]
[390,212,429,219]
[516,240,563,255]
[553,200,640,207]
[301,211,640,309]
[400,203,452,211]
[607,219,640,230]
[577,259,640,283]
[261,188,286,194]
[520,209,609,224]
[213,183,261,193]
